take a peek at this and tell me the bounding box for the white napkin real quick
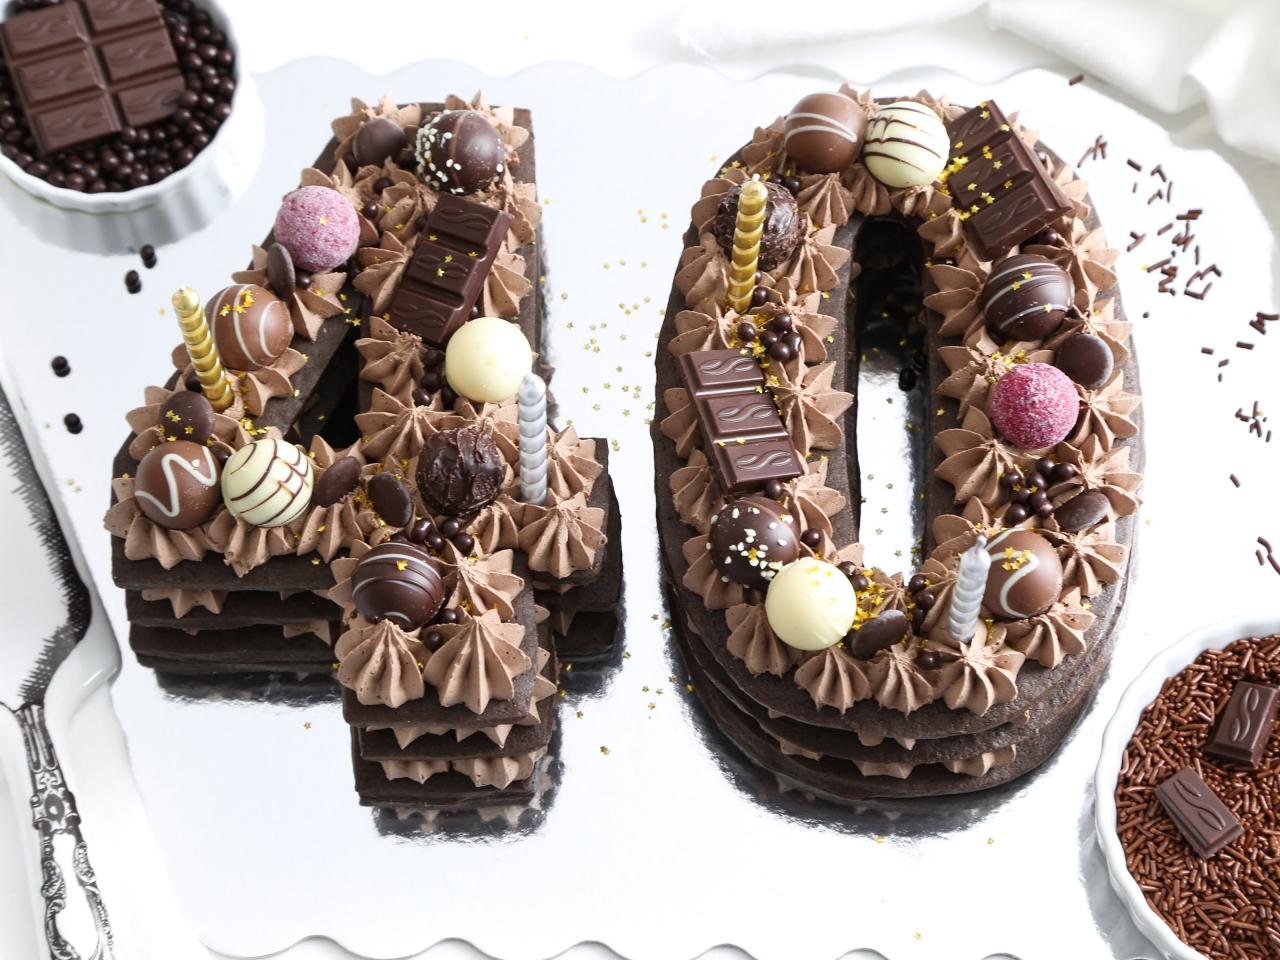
[675,0,1280,164]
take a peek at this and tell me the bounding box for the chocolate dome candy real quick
[710,180,802,273]
[207,284,292,372]
[862,100,950,189]
[983,529,1064,620]
[415,110,505,196]
[352,117,407,168]
[221,438,314,528]
[981,255,1074,340]
[367,471,414,528]
[444,316,533,403]
[273,185,361,272]
[351,541,445,630]
[990,362,1079,450]
[416,425,504,518]
[707,495,801,590]
[158,391,215,445]
[765,557,858,651]
[313,456,361,507]
[265,242,296,299]
[1054,489,1110,532]
[848,609,909,659]
[133,441,221,530]
[783,91,868,174]
[1055,333,1114,389]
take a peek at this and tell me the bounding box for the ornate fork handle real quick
[14,703,114,960]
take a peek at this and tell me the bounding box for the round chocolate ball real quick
[983,529,1064,620]
[350,541,445,630]
[221,437,314,527]
[134,440,221,530]
[990,363,1080,450]
[352,117,407,168]
[707,495,801,590]
[783,91,868,174]
[367,471,414,528]
[158,390,215,445]
[981,254,1075,341]
[313,455,361,507]
[1054,333,1114,389]
[862,100,950,189]
[265,242,296,299]
[764,558,858,651]
[415,110,504,196]
[444,316,532,403]
[416,425,504,518]
[207,283,292,371]
[273,185,360,272]
[710,180,803,273]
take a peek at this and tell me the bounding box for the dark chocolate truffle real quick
[711,180,802,273]
[1055,333,1114,389]
[133,441,221,530]
[848,609,909,659]
[158,391,215,445]
[980,254,1074,340]
[708,495,801,590]
[207,284,292,371]
[314,456,361,507]
[352,117,407,168]
[415,110,504,196]
[350,541,445,630]
[416,425,504,517]
[783,92,867,174]
[1054,489,1110,532]
[368,471,414,528]
[983,529,1064,620]
[265,242,296,300]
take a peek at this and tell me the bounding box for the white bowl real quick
[0,0,257,215]
[1094,612,1280,960]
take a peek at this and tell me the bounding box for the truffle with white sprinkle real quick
[707,495,801,590]
[414,109,505,196]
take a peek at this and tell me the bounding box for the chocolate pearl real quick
[408,519,433,543]
[125,270,141,293]
[421,370,443,392]
[183,51,204,71]
[66,173,85,191]
[908,574,927,594]
[1036,501,1055,518]
[800,528,822,549]
[439,518,462,538]
[426,532,446,552]
[452,532,475,555]
[917,651,941,670]
[760,330,778,347]
[440,386,457,408]
[51,356,69,376]
[1031,472,1051,493]
[1034,457,1055,479]
[780,175,801,195]
[1028,490,1049,511]
[768,342,793,363]
[898,367,917,391]
[1051,463,1077,484]
[424,348,445,369]
[361,200,379,220]
[736,321,758,343]
[1004,503,1029,525]
[770,314,794,333]
[1010,486,1030,505]
[763,479,785,500]
[373,176,393,194]
[1003,469,1024,488]
[915,589,935,610]
[436,608,460,625]
[751,286,769,307]
[423,630,444,652]
[389,532,408,543]
[469,303,481,320]
[784,332,802,354]
[838,561,859,580]
[296,272,312,289]
[63,413,82,434]
[851,573,870,592]
[911,609,925,633]
[140,244,156,268]
[411,388,431,407]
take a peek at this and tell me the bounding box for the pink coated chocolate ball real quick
[272,186,360,273]
[989,362,1080,450]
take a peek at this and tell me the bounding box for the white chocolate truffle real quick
[444,316,534,404]
[861,100,950,189]
[764,557,858,651]
[221,437,313,527]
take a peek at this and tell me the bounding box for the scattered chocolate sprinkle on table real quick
[125,269,141,293]
[51,355,69,376]
[63,413,81,434]
[1117,637,1280,958]
[140,244,157,268]
[1068,73,1085,85]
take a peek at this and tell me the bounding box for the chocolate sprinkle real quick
[63,413,81,434]
[51,355,69,376]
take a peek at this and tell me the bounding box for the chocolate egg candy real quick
[221,437,314,527]
[158,390,215,444]
[265,242,296,299]
[1054,333,1113,389]
[1054,489,1110,532]
[711,180,803,272]
[708,495,801,590]
[367,471,414,528]
[848,609,909,659]
[983,529,1064,620]
[783,91,868,174]
[981,254,1074,340]
[765,558,858,651]
[350,541,445,630]
[352,117,407,168]
[862,100,950,189]
[415,110,504,196]
[416,425,504,518]
[134,440,221,530]
[207,284,292,371]
[313,456,361,507]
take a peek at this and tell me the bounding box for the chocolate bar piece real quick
[1154,766,1243,859]
[1205,681,1280,766]
[944,100,1071,263]
[677,349,765,397]
[387,195,512,347]
[708,436,803,494]
[0,0,182,155]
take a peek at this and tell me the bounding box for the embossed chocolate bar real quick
[1205,680,1280,766]
[1155,766,1243,859]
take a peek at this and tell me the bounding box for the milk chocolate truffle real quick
[314,456,361,507]
[981,255,1074,340]
[711,181,803,272]
[708,495,801,590]
[1055,333,1114,389]
[368,471,414,528]
[983,529,1064,620]
[158,391,215,445]
[352,117,407,168]
[221,438,314,528]
[415,110,505,196]
[862,100,950,189]
[207,284,292,372]
[416,425,504,518]
[134,441,221,530]
[783,91,868,174]
[765,557,858,651]
[444,316,533,403]
[351,541,445,630]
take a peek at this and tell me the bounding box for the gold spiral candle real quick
[173,286,233,412]
[724,177,769,314]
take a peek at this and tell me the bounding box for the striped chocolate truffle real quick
[983,529,1063,620]
[350,542,445,630]
[980,254,1074,340]
[861,100,949,189]
[221,437,314,528]
[783,92,867,174]
[415,110,505,196]
[207,284,292,371]
[133,441,221,530]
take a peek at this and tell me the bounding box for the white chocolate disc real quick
[764,557,858,651]
[221,437,314,528]
[445,316,534,404]
[861,100,950,189]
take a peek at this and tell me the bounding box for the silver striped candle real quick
[517,372,549,505]
[947,535,990,646]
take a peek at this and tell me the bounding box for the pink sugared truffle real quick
[989,362,1080,449]
[272,186,360,273]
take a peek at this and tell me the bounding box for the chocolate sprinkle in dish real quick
[1068,73,1084,86]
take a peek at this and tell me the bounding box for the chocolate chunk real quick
[1053,489,1109,532]
[1205,681,1280,766]
[1055,333,1113,389]
[313,456,361,508]
[1154,766,1243,859]
[848,609,908,659]
[352,116,406,168]
[416,425,503,517]
[158,390,214,445]
[265,242,296,299]
[367,471,413,528]
[63,412,82,434]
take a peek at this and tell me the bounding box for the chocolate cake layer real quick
[128,622,334,669]
[350,734,543,808]
[125,588,338,630]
